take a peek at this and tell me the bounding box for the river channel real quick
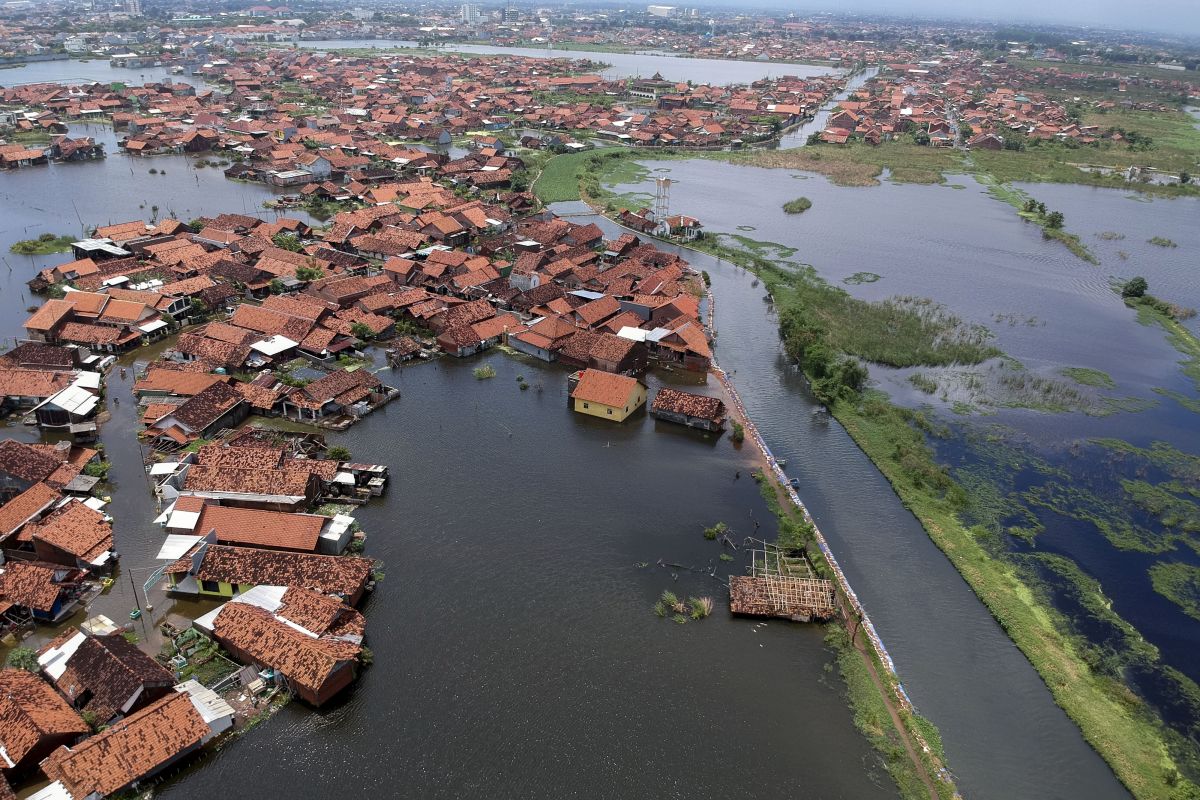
[0,55,1151,799]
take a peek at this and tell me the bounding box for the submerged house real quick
[279,369,386,422]
[0,561,85,623]
[568,369,647,423]
[0,668,88,782]
[164,540,373,606]
[649,387,727,431]
[38,630,176,726]
[38,692,216,800]
[19,500,114,573]
[161,496,354,554]
[143,382,249,448]
[195,584,364,706]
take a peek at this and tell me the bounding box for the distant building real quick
[461,3,481,23]
[647,4,676,16]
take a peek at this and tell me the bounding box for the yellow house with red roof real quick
[569,369,646,423]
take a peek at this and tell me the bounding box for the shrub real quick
[688,596,713,619]
[1121,276,1148,299]
[5,647,38,672]
[473,365,496,380]
[703,521,729,541]
[783,197,813,214]
[83,462,110,480]
[326,445,352,461]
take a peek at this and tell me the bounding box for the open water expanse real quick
[0,55,1175,799]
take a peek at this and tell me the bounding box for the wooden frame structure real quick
[729,541,836,621]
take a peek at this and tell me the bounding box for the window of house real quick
[200,580,221,593]
[583,402,589,409]
[607,408,613,415]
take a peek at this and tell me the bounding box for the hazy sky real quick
[780,0,1200,37]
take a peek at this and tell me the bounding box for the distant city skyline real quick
[694,0,1200,37]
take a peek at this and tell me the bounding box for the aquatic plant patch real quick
[1149,563,1200,623]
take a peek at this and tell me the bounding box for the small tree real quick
[5,646,39,673]
[1121,276,1148,298]
[1044,211,1065,229]
[350,321,374,340]
[326,445,352,461]
[272,232,303,252]
[296,265,324,282]
[1180,171,1192,185]
[189,297,209,319]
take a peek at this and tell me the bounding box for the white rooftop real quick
[175,679,236,725]
[74,371,101,391]
[33,384,98,417]
[38,630,86,680]
[26,781,72,800]
[156,533,203,560]
[139,319,169,334]
[250,334,299,356]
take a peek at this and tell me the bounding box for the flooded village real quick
[0,43,816,795]
[0,5,1199,800]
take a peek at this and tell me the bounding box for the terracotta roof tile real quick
[41,692,209,798]
[0,669,87,767]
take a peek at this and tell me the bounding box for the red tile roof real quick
[41,692,210,798]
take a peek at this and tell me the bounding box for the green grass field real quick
[740,140,964,186]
